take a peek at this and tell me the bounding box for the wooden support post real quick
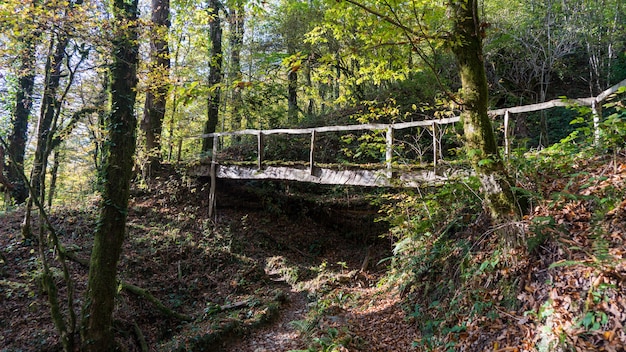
[592,99,601,147]
[504,110,510,159]
[432,122,438,169]
[386,126,393,178]
[208,135,218,218]
[309,130,316,175]
[257,131,264,170]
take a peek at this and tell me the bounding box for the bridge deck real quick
[188,162,472,187]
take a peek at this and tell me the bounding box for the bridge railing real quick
[194,77,626,173]
[199,116,461,177]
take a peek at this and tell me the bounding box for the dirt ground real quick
[3,154,626,351]
[0,174,417,351]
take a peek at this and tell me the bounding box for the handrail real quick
[196,115,461,139]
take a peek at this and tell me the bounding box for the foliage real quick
[375,179,517,348]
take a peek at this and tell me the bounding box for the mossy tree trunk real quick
[7,39,36,205]
[81,0,139,350]
[448,0,519,222]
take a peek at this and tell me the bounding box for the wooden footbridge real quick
[185,78,626,215]
[188,116,470,188]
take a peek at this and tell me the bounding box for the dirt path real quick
[1,177,414,351]
[225,288,309,351]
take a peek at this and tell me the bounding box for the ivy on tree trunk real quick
[81,0,139,350]
[7,39,36,205]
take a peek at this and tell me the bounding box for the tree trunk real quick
[7,39,36,205]
[288,69,298,124]
[141,0,170,175]
[202,0,223,154]
[305,56,315,116]
[48,149,60,208]
[81,0,139,350]
[0,145,14,194]
[22,34,70,239]
[449,0,520,223]
[287,41,298,125]
[228,3,244,137]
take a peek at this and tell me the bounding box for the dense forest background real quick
[1,0,626,351]
[1,0,624,198]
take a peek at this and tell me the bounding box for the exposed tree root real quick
[133,321,148,352]
[121,282,193,321]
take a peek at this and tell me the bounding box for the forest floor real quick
[1,151,626,351]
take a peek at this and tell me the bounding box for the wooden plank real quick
[488,98,594,116]
[196,116,461,139]
[504,110,510,158]
[201,164,473,187]
[208,135,219,217]
[385,126,393,178]
[257,131,264,170]
[596,78,626,102]
[432,121,438,169]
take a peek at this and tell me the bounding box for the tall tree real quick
[341,0,520,222]
[81,0,139,349]
[201,0,223,153]
[22,33,71,239]
[21,0,90,237]
[287,53,299,123]
[448,0,518,222]
[273,0,323,124]
[141,0,171,175]
[0,145,14,196]
[227,0,245,134]
[7,38,37,205]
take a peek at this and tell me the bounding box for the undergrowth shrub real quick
[373,90,626,350]
[376,179,522,347]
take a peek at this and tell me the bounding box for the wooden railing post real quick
[257,131,264,170]
[592,99,601,147]
[208,134,219,218]
[432,121,438,169]
[386,125,393,178]
[504,110,510,159]
[309,130,316,175]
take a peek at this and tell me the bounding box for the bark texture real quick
[7,40,36,204]
[228,3,245,134]
[202,0,223,153]
[448,0,519,222]
[81,0,139,350]
[141,0,171,174]
[288,68,298,124]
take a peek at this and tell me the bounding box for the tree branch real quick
[50,107,100,150]
[341,0,419,37]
